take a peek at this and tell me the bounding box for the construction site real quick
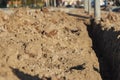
[0,0,120,80]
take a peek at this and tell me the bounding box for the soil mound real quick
[0,8,101,80]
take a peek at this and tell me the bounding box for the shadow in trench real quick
[84,19,119,80]
[86,20,111,80]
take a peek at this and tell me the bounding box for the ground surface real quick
[0,8,102,80]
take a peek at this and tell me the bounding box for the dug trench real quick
[85,12,120,80]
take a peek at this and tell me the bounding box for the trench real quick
[85,19,116,80]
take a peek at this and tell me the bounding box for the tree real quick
[0,0,7,7]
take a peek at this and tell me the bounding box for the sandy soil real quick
[0,8,101,80]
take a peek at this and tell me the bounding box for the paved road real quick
[0,8,14,15]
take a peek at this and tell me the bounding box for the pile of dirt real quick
[100,12,120,31]
[0,8,101,80]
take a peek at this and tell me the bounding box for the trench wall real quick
[90,20,120,80]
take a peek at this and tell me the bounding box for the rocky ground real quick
[0,8,102,80]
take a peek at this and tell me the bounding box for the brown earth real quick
[0,8,102,80]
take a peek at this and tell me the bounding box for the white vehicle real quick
[91,0,106,7]
[62,0,84,7]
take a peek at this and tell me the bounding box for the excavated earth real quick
[0,8,102,80]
